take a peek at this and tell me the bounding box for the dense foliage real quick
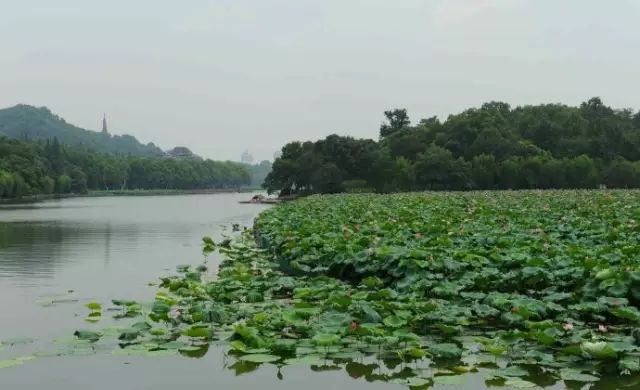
[0,105,164,156]
[0,137,250,198]
[60,191,640,388]
[253,192,640,379]
[265,98,640,194]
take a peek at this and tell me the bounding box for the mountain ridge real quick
[0,104,165,157]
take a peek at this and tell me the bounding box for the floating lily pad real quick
[238,354,281,363]
[504,379,538,388]
[284,354,324,365]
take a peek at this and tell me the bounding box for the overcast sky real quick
[1,0,639,161]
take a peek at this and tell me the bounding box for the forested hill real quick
[265,97,640,194]
[0,104,164,156]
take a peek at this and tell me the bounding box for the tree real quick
[385,129,430,160]
[565,155,598,188]
[39,176,55,194]
[468,128,519,160]
[415,145,470,190]
[380,109,410,139]
[470,154,497,189]
[498,157,523,189]
[264,100,640,195]
[391,157,416,191]
[539,159,567,189]
[69,166,88,193]
[0,137,251,198]
[55,175,71,193]
[605,159,639,188]
[311,163,343,193]
[0,170,15,197]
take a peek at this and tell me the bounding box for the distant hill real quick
[0,104,164,156]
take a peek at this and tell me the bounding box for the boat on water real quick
[238,194,281,204]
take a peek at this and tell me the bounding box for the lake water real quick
[0,194,632,389]
[0,194,398,389]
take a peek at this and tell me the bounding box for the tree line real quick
[264,98,640,194]
[0,137,250,198]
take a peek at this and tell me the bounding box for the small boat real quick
[239,194,281,204]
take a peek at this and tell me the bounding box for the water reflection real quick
[0,221,121,281]
[0,194,265,287]
[0,193,267,333]
[221,352,640,389]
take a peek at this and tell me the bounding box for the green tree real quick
[55,175,72,193]
[498,157,523,189]
[391,157,416,191]
[605,159,639,188]
[39,176,55,194]
[539,159,567,189]
[380,109,410,139]
[565,155,598,188]
[470,154,497,189]
[69,166,88,193]
[415,145,469,190]
[311,163,343,193]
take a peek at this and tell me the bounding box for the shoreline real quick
[0,188,262,204]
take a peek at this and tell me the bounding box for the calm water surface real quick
[0,194,626,389]
[0,194,400,390]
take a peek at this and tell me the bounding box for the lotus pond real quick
[4,191,640,389]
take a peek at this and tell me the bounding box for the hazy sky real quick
[1,0,639,161]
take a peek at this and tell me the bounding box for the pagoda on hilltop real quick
[101,113,108,134]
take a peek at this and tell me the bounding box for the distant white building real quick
[241,150,254,164]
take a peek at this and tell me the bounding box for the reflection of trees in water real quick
[221,353,640,389]
[104,223,111,267]
[0,222,123,280]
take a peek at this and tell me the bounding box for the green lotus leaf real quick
[559,368,599,382]
[73,330,101,342]
[581,341,617,360]
[504,379,538,388]
[313,333,341,347]
[238,354,281,363]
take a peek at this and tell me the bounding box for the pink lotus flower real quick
[598,325,608,333]
[563,323,574,331]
